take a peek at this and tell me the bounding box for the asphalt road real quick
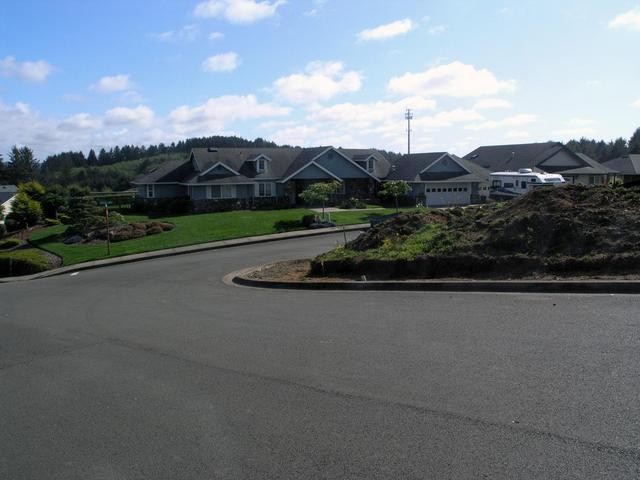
[1,232,639,479]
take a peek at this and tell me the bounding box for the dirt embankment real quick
[311,185,640,279]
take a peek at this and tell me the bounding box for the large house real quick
[386,152,490,206]
[464,142,616,185]
[602,154,640,185]
[133,146,391,206]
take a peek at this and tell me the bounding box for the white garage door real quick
[424,184,470,207]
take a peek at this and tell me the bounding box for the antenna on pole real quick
[405,109,413,155]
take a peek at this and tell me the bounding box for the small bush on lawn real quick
[274,219,304,232]
[45,218,61,226]
[0,249,50,277]
[0,238,21,250]
[339,197,367,209]
[302,214,319,228]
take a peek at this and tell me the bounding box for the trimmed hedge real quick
[0,249,50,277]
[0,238,21,250]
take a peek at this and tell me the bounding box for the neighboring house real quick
[387,152,490,207]
[0,185,18,223]
[132,146,391,206]
[602,154,640,185]
[464,142,616,186]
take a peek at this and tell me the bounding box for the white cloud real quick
[551,118,597,138]
[388,61,516,98]
[90,74,134,94]
[473,98,513,109]
[208,31,225,40]
[169,95,290,134]
[505,130,531,139]
[202,52,240,72]
[304,0,327,17]
[427,25,447,35]
[465,114,538,130]
[0,56,54,83]
[609,7,640,31]
[357,18,415,41]
[58,113,102,131]
[104,105,155,127]
[632,99,640,108]
[194,0,286,24]
[151,25,200,43]
[272,61,362,104]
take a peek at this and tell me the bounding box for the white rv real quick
[489,168,566,199]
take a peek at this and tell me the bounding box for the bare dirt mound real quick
[314,185,640,279]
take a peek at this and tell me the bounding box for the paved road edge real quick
[231,264,640,294]
[0,224,368,283]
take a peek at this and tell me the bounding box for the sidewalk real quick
[0,223,368,283]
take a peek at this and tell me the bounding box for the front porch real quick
[285,178,378,205]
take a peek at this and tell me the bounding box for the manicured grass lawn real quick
[29,207,409,266]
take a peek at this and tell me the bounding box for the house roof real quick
[602,154,640,175]
[464,142,615,176]
[561,153,618,175]
[387,153,490,183]
[464,142,566,172]
[132,160,193,184]
[0,185,18,194]
[133,146,391,186]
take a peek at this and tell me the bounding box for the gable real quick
[315,150,371,179]
[201,164,236,178]
[288,162,337,180]
[424,155,467,174]
[538,149,584,170]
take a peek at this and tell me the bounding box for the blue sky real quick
[1,0,639,158]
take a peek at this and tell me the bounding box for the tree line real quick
[565,127,640,163]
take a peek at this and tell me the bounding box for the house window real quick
[209,185,221,199]
[367,158,375,172]
[257,158,266,173]
[463,187,468,192]
[589,175,596,185]
[221,185,235,198]
[258,183,273,197]
[146,184,155,198]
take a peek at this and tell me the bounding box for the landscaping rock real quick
[63,235,84,245]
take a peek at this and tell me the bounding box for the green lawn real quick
[29,207,409,266]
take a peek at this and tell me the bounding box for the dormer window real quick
[367,158,375,172]
[257,158,266,173]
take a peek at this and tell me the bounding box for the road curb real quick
[232,264,640,294]
[0,224,368,283]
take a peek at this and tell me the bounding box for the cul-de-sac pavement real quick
[1,232,639,479]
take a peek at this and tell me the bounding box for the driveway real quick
[1,232,639,479]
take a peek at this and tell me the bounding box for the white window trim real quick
[146,184,155,198]
[257,158,266,173]
[256,182,275,197]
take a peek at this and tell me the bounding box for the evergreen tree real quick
[629,128,640,154]
[86,149,98,166]
[8,146,38,184]
[0,153,8,183]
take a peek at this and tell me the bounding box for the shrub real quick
[0,238,21,250]
[7,192,43,228]
[45,218,61,226]
[0,223,6,238]
[302,214,318,228]
[340,197,367,209]
[0,249,50,277]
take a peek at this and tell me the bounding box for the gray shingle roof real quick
[602,155,640,175]
[132,160,193,184]
[387,153,489,183]
[464,142,564,171]
[563,153,618,175]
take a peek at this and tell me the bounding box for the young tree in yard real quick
[8,192,43,228]
[299,180,342,220]
[18,181,45,202]
[629,127,640,154]
[379,180,412,214]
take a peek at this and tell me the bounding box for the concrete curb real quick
[0,224,368,283]
[231,264,640,294]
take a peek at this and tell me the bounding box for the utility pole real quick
[405,109,413,155]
